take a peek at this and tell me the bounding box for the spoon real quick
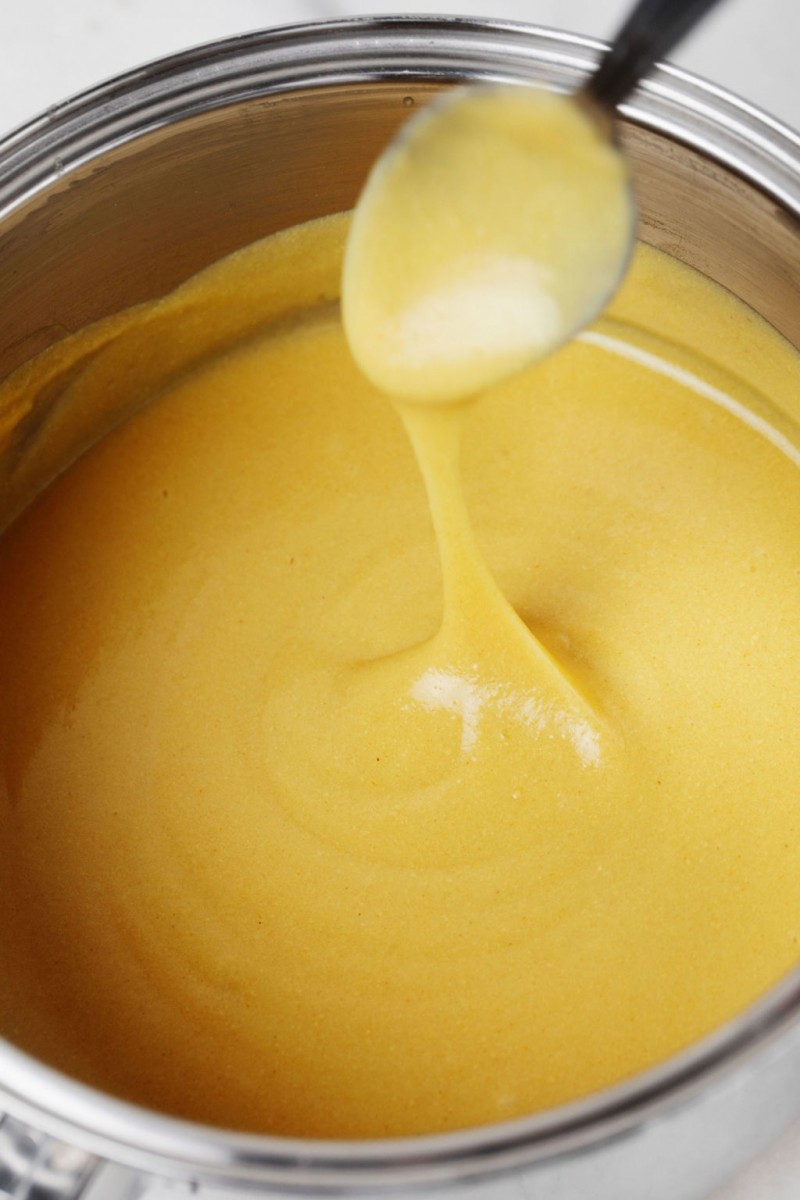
[585,0,725,110]
[342,0,725,404]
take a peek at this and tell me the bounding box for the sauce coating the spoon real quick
[342,85,632,402]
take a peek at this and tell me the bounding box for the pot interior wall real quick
[0,80,797,389]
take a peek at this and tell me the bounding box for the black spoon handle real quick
[584,0,727,111]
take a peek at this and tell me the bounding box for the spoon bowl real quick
[342,0,725,405]
[342,84,634,403]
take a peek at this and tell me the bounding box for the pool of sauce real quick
[0,212,799,1138]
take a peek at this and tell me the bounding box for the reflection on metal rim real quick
[0,17,797,220]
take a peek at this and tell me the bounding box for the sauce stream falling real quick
[398,397,602,758]
[343,82,625,758]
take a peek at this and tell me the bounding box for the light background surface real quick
[1,3,799,1199]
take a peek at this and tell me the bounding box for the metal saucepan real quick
[0,17,798,1200]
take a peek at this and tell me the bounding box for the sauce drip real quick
[342,84,622,778]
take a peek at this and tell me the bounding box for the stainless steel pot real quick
[0,16,799,1200]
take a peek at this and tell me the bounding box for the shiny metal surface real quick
[0,16,799,1200]
[0,1114,98,1199]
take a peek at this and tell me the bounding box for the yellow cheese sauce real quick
[0,212,800,1138]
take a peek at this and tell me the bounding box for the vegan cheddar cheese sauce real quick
[0,210,799,1138]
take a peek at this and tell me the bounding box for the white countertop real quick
[1,3,799,1199]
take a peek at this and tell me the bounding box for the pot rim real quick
[0,14,798,222]
[0,14,799,1192]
